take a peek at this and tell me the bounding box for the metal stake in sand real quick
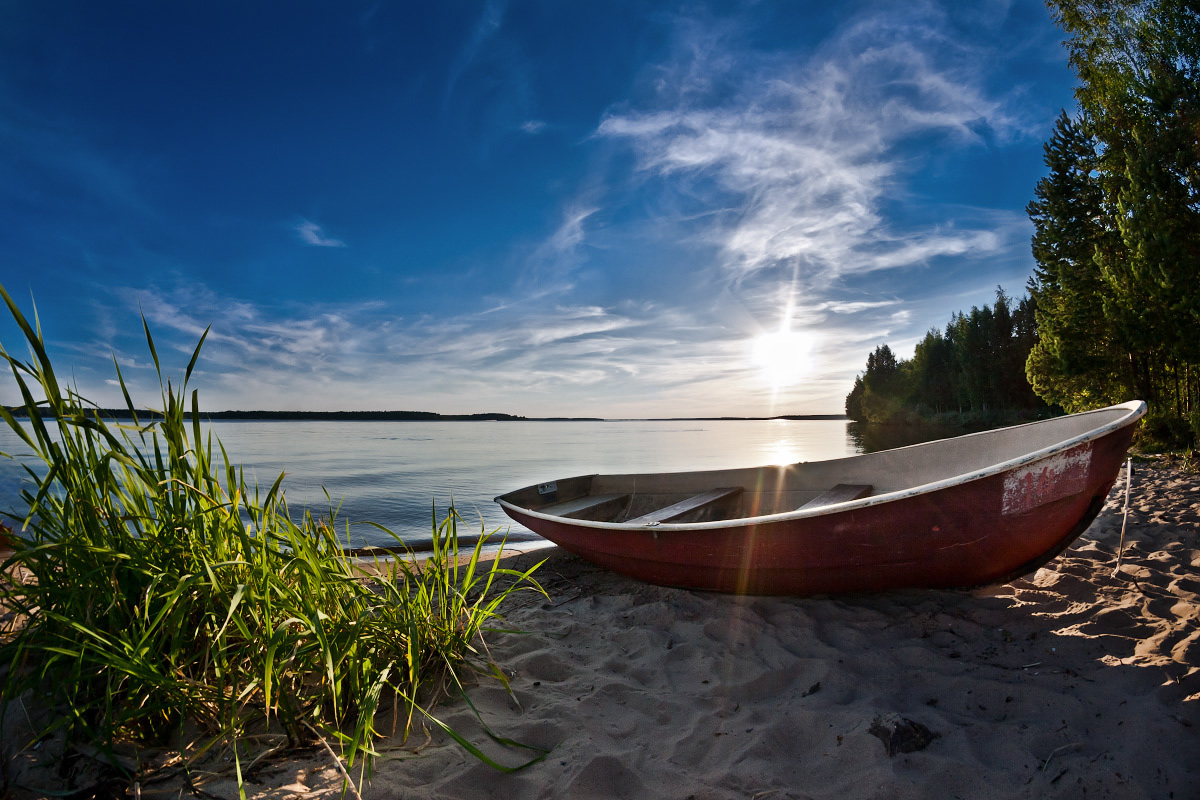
[1111,459,1132,576]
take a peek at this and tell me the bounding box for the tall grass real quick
[0,286,547,794]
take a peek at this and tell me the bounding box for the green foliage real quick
[1030,0,1200,427]
[1026,111,1128,411]
[844,375,865,420]
[0,286,547,793]
[846,289,1051,424]
[1134,411,1197,451]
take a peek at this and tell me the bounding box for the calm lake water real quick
[0,418,946,549]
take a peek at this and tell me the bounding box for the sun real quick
[752,330,814,387]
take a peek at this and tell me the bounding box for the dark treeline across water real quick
[3,407,846,423]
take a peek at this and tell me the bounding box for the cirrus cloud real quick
[294,220,347,248]
[596,5,1030,289]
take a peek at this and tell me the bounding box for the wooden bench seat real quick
[540,493,630,521]
[798,484,872,510]
[626,487,743,526]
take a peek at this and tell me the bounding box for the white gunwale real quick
[495,401,1147,531]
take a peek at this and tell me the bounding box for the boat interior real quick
[495,405,1139,526]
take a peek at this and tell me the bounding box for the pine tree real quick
[844,291,1050,424]
[1025,112,1128,411]
[1029,0,1199,431]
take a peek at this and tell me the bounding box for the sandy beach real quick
[5,459,1199,799]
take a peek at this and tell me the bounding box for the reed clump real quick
[0,286,546,794]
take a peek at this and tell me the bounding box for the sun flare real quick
[752,330,815,387]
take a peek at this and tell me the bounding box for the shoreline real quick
[5,460,1198,798]
[2,407,847,423]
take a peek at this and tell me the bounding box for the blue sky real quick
[0,1,1076,417]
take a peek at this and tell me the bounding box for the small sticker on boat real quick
[1002,446,1092,515]
[537,481,558,495]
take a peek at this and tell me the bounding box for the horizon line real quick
[4,406,848,423]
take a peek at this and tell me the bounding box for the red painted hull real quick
[496,404,1143,595]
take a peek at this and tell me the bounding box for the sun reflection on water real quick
[764,436,802,465]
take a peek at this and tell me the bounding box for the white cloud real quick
[76,277,762,416]
[443,0,506,109]
[486,204,600,311]
[596,6,1031,288]
[545,206,596,255]
[295,220,347,248]
[520,119,547,134]
[811,299,899,314]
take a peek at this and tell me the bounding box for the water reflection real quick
[846,421,972,454]
[1,419,858,548]
[764,438,803,465]
[0,418,1004,547]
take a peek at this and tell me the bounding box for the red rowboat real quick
[495,401,1146,595]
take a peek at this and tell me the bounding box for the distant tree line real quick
[845,290,1051,425]
[2,406,846,423]
[2,408,530,422]
[1026,0,1199,444]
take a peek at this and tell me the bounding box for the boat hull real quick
[497,404,1142,595]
